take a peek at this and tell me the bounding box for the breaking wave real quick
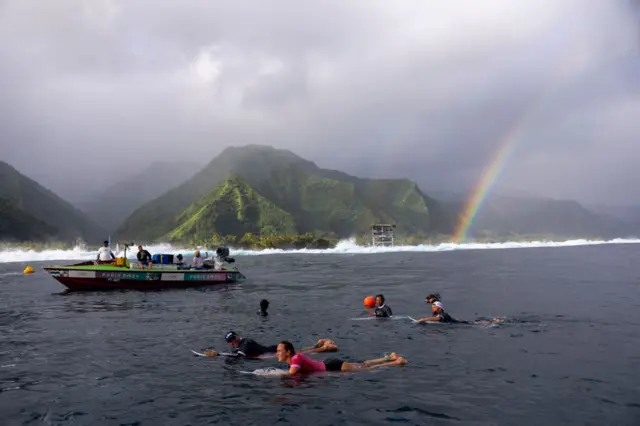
[1,237,639,264]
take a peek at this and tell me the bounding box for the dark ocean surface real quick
[1,244,639,425]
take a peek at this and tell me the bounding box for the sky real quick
[1,0,639,205]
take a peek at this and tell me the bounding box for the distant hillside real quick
[0,161,105,242]
[116,145,449,242]
[440,192,634,240]
[0,197,58,242]
[78,161,201,233]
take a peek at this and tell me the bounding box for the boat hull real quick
[43,266,245,291]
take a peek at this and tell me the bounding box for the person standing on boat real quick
[96,240,115,264]
[136,245,153,269]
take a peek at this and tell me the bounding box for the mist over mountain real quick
[1,1,639,208]
[1,144,637,245]
[0,161,105,242]
[77,161,203,233]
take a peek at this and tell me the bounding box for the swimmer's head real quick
[260,299,269,311]
[425,293,441,303]
[375,294,385,306]
[225,331,240,346]
[432,301,444,314]
[277,340,295,362]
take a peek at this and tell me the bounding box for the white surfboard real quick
[191,349,239,357]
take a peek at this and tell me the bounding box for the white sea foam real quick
[1,237,639,264]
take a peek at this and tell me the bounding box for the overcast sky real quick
[1,0,639,205]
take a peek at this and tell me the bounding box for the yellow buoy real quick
[23,265,35,274]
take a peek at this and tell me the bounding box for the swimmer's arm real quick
[414,316,440,323]
[264,365,298,376]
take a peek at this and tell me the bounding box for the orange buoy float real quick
[364,296,375,308]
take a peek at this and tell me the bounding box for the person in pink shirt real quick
[275,341,407,375]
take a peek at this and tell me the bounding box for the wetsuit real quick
[437,311,468,324]
[374,304,393,318]
[290,353,344,373]
[233,338,277,357]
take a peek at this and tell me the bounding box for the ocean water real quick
[1,243,639,425]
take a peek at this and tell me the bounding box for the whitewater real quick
[1,237,639,264]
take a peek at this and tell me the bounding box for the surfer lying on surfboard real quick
[414,301,504,325]
[201,332,339,357]
[266,341,407,376]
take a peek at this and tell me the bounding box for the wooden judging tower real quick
[371,224,396,247]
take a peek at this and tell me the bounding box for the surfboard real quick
[191,349,277,359]
[239,367,289,376]
[350,315,413,321]
[191,349,239,357]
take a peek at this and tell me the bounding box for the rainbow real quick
[452,48,590,244]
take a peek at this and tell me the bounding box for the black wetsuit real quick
[374,304,393,318]
[437,311,468,324]
[233,338,277,357]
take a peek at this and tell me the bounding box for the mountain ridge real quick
[116,145,448,242]
[0,161,106,242]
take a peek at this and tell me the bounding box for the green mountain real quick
[77,161,201,233]
[116,145,448,242]
[0,161,106,242]
[167,175,297,241]
[0,197,58,242]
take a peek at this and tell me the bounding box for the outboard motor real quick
[202,246,236,270]
[215,247,235,264]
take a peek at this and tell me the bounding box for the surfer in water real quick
[299,338,339,353]
[202,331,277,357]
[414,301,504,325]
[425,293,441,304]
[273,341,407,375]
[257,299,269,317]
[202,332,340,357]
[373,294,393,318]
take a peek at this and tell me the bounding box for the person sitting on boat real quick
[202,332,339,357]
[192,251,204,270]
[96,240,115,264]
[272,341,407,375]
[174,254,185,269]
[373,294,393,318]
[136,245,153,270]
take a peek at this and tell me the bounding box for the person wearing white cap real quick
[416,298,504,325]
[415,300,464,324]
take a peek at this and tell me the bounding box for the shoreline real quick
[1,235,639,253]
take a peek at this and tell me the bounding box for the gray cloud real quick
[1,0,639,205]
